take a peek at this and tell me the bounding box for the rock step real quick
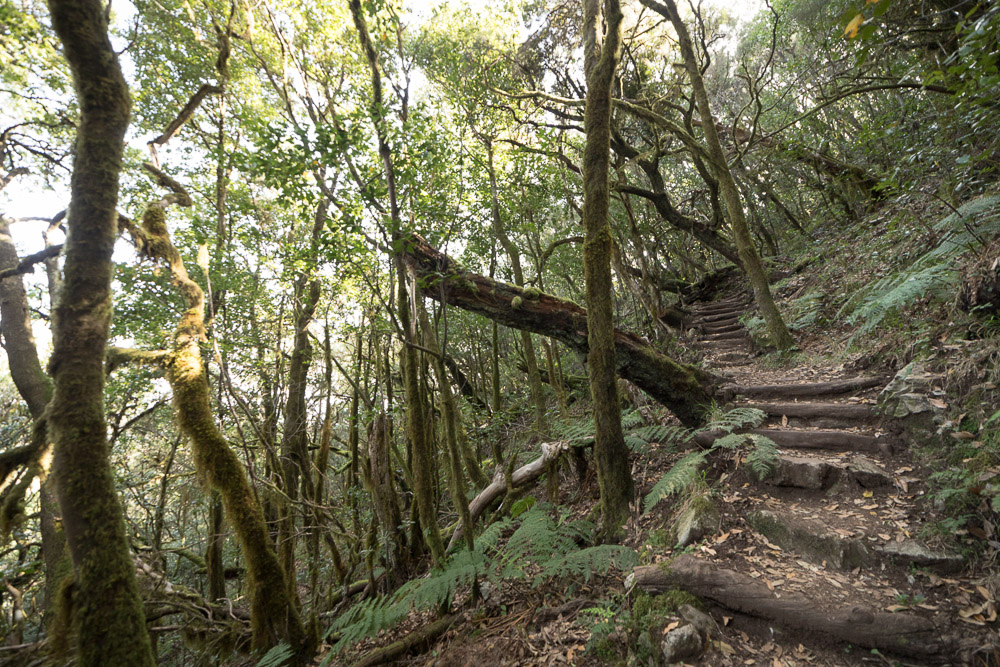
[761,453,893,491]
[699,322,743,334]
[699,330,748,342]
[693,428,892,454]
[698,310,745,324]
[749,509,963,573]
[712,351,753,363]
[740,402,877,421]
[631,554,974,662]
[690,299,746,314]
[722,376,887,400]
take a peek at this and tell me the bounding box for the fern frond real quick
[620,409,645,430]
[535,545,639,586]
[643,451,707,513]
[624,434,650,453]
[555,415,596,444]
[701,408,765,434]
[629,424,692,447]
[743,434,780,479]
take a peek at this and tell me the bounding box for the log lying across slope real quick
[401,233,718,425]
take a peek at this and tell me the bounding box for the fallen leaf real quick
[844,13,864,38]
[863,490,874,498]
[952,431,976,440]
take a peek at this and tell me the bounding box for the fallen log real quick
[402,234,718,425]
[630,555,960,661]
[350,613,462,667]
[447,441,570,551]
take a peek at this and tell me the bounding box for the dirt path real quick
[628,293,997,665]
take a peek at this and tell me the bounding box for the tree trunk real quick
[401,234,718,426]
[44,1,155,664]
[643,0,795,350]
[0,216,72,654]
[581,0,631,540]
[349,0,445,565]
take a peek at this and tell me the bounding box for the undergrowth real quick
[840,195,1000,346]
[323,504,638,657]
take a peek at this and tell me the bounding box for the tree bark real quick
[581,0,631,540]
[349,0,445,566]
[642,0,795,350]
[401,234,718,426]
[44,1,155,663]
[631,555,963,661]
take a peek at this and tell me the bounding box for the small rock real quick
[660,624,703,664]
[673,495,720,547]
[876,540,964,573]
[847,456,893,488]
[764,455,838,490]
[677,604,717,639]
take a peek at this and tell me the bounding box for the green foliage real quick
[642,408,778,513]
[842,195,1000,343]
[256,642,294,667]
[327,505,637,653]
[644,451,707,513]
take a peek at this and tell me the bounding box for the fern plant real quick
[842,195,1000,343]
[325,504,637,654]
[643,407,778,513]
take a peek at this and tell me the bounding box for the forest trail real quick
[628,293,998,665]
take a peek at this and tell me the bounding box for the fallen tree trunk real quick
[350,613,462,667]
[447,441,570,551]
[402,234,718,425]
[631,555,960,661]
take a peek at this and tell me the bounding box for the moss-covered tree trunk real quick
[123,191,306,653]
[581,0,632,540]
[0,216,73,651]
[349,0,445,565]
[643,0,794,350]
[43,1,155,664]
[278,276,320,602]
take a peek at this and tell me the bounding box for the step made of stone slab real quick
[701,330,749,342]
[700,311,745,324]
[723,376,887,399]
[694,428,889,454]
[742,402,876,421]
[761,454,893,490]
[713,352,753,363]
[750,510,964,574]
[701,322,743,334]
[749,509,871,570]
[875,540,963,574]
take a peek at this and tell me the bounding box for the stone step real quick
[760,453,893,491]
[749,509,963,573]
[694,428,893,454]
[722,376,888,400]
[700,330,748,342]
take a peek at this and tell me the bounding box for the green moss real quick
[511,296,523,310]
[522,286,541,300]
